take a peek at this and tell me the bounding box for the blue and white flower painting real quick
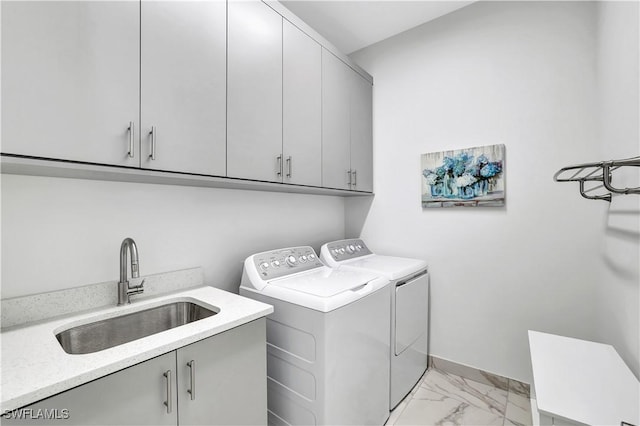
[421,144,505,208]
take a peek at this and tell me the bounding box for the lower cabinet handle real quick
[127,121,135,158]
[187,360,196,401]
[163,370,172,414]
[286,156,292,178]
[347,170,352,186]
[149,126,156,160]
[276,155,283,177]
[352,170,357,187]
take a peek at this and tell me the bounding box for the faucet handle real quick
[130,279,145,293]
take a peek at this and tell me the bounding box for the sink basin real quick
[56,301,217,354]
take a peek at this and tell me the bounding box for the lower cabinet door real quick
[176,318,267,425]
[2,352,177,425]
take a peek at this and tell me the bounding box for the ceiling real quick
[279,1,476,55]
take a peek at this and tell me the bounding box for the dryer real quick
[320,239,429,410]
[240,246,391,425]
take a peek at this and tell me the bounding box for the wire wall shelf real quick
[553,156,640,202]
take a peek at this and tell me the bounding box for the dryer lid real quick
[343,255,428,281]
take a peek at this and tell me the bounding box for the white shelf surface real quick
[529,330,639,426]
[0,155,373,197]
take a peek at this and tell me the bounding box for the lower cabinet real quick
[176,319,267,425]
[3,319,266,425]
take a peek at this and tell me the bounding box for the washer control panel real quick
[325,239,372,262]
[252,246,324,280]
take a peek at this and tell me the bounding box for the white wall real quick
[349,1,606,383]
[1,174,345,298]
[595,1,640,378]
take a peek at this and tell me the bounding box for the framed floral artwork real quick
[421,144,505,208]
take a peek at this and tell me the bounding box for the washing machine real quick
[239,246,391,425]
[320,239,429,410]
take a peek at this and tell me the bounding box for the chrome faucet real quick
[118,238,145,305]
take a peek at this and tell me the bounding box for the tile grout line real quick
[393,367,533,426]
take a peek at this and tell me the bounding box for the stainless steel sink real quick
[56,301,217,354]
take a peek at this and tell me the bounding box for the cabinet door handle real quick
[187,360,196,400]
[347,170,352,186]
[163,370,172,414]
[286,156,292,178]
[276,155,283,177]
[352,170,357,188]
[127,122,135,158]
[149,126,156,160]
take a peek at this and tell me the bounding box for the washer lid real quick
[343,255,428,281]
[269,267,377,296]
[257,267,389,312]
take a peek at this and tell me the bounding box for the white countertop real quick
[0,286,273,412]
[529,330,639,426]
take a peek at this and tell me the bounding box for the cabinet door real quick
[177,319,267,425]
[1,1,139,167]
[321,50,352,190]
[140,0,226,176]
[2,352,177,425]
[349,73,374,192]
[282,21,322,187]
[227,0,283,182]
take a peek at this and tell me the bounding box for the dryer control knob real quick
[286,255,297,266]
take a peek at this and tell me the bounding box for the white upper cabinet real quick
[140,0,226,176]
[321,48,374,192]
[1,0,373,194]
[1,1,140,167]
[227,0,283,182]
[282,21,322,187]
[350,73,374,192]
[321,49,352,190]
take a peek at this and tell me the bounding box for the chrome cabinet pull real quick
[276,155,283,177]
[187,360,196,400]
[149,126,156,160]
[286,156,292,178]
[127,122,135,158]
[352,170,357,187]
[347,170,352,186]
[163,370,172,414]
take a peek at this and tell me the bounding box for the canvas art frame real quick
[421,144,505,208]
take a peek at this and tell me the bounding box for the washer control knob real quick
[346,244,355,254]
[299,255,308,263]
[286,255,297,266]
[338,248,346,254]
[308,254,316,261]
[271,260,281,268]
[260,262,269,270]
[355,244,362,251]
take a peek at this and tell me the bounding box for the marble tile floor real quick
[386,368,533,426]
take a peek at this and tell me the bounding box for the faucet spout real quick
[118,238,145,305]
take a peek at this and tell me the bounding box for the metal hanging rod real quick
[553,156,640,202]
